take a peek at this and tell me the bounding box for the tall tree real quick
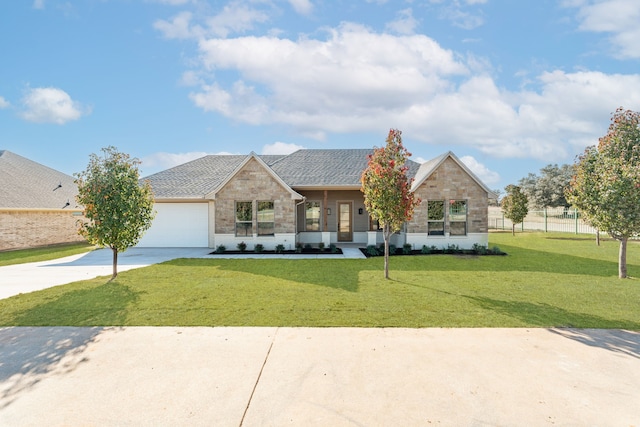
[501,185,529,235]
[518,164,573,208]
[75,146,155,280]
[361,129,420,279]
[566,107,640,279]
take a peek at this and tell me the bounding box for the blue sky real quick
[1,0,639,192]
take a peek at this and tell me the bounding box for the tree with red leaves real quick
[361,129,420,279]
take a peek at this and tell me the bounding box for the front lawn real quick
[0,232,638,328]
[0,242,94,267]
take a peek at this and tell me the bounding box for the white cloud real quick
[459,155,500,185]
[32,0,45,10]
[568,0,640,59]
[20,87,90,124]
[431,0,486,30]
[386,8,419,35]
[191,22,467,138]
[288,0,313,16]
[141,151,230,175]
[262,142,304,155]
[175,19,640,163]
[0,96,10,109]
[155,2,270,39]
[154,11,203,39]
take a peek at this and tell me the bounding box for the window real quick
[369,216,382,231]
[235,201,253,237]
[305,201,321,231]
[427,200,445,235]
[257,201,275,236]
[449,200,467,236]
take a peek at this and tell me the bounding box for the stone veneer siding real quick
[0,209,87,251]
[407,157,489,234]
[214,158,297,234]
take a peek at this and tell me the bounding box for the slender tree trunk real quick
[384,225,390,280]
[619,237,627,279]
[111,247,118,281]
[511,223,515,236]
[596,230,600,246]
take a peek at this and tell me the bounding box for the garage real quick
[136,202,209,247]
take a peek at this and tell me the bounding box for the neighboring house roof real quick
[411,151,498,199]
[143,149,482,200]
[0,150,79,209]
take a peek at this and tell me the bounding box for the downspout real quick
[295,196,307,249]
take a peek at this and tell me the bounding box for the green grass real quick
[0,242,95,266]
[0,232,639,328]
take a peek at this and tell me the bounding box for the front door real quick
[338,202,352,242]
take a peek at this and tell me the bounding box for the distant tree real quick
[566,107,640,279]
[518,164,573,208]
[489,188,502,207]
[501,185,529,235]
[75,146,155,280]
[361,129,420,279]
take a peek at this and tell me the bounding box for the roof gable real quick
[411,151,497,198]
[207,152,302,200]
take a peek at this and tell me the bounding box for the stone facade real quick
[408,157,489,234]
[0,209,86,251]
[214,158,297,235]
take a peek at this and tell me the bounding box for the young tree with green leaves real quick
[361,129,420,279]
[566,107,640,279]
[501,185,529,236]
[75,146,155,280]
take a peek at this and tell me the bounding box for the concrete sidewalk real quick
[0,327,639,426]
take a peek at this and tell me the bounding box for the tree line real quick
[501,107,640,278]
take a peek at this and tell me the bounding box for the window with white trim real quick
[235,201,253,237]
[257,201,275,236]
[449,200,467,236]
[427,200,445,235]
[305,201,321,231]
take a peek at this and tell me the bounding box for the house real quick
[138,149,496,251]
[0,150,85,251]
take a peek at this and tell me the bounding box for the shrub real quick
[318,242,325,251]
[304,243,312,252]
[254,244,264,253]
[275,244,285,254]
[237,241,247,252]
[366,245,380,256]
[215,245,226,253]
[472,243,487,255]
[445,244,459,254]
[490,245,505,255]
[330,243,338,253]
[403,243,412,255]
[421,245,431,254]
[295,242,303,253]
[389,244,396,255]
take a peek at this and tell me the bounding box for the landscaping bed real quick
[360,243,506,257]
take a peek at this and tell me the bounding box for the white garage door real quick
[137,203,209,247]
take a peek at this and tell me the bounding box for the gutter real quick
[294,196,307,247]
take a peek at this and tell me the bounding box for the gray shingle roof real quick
[0,150,80,209]
[143,149,423,199]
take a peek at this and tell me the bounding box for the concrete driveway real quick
[0,248,211,300]
[0,327,639,426]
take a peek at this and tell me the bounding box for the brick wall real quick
[0,209,87,251]
[408,157,489,234]
[214,158,297,234]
